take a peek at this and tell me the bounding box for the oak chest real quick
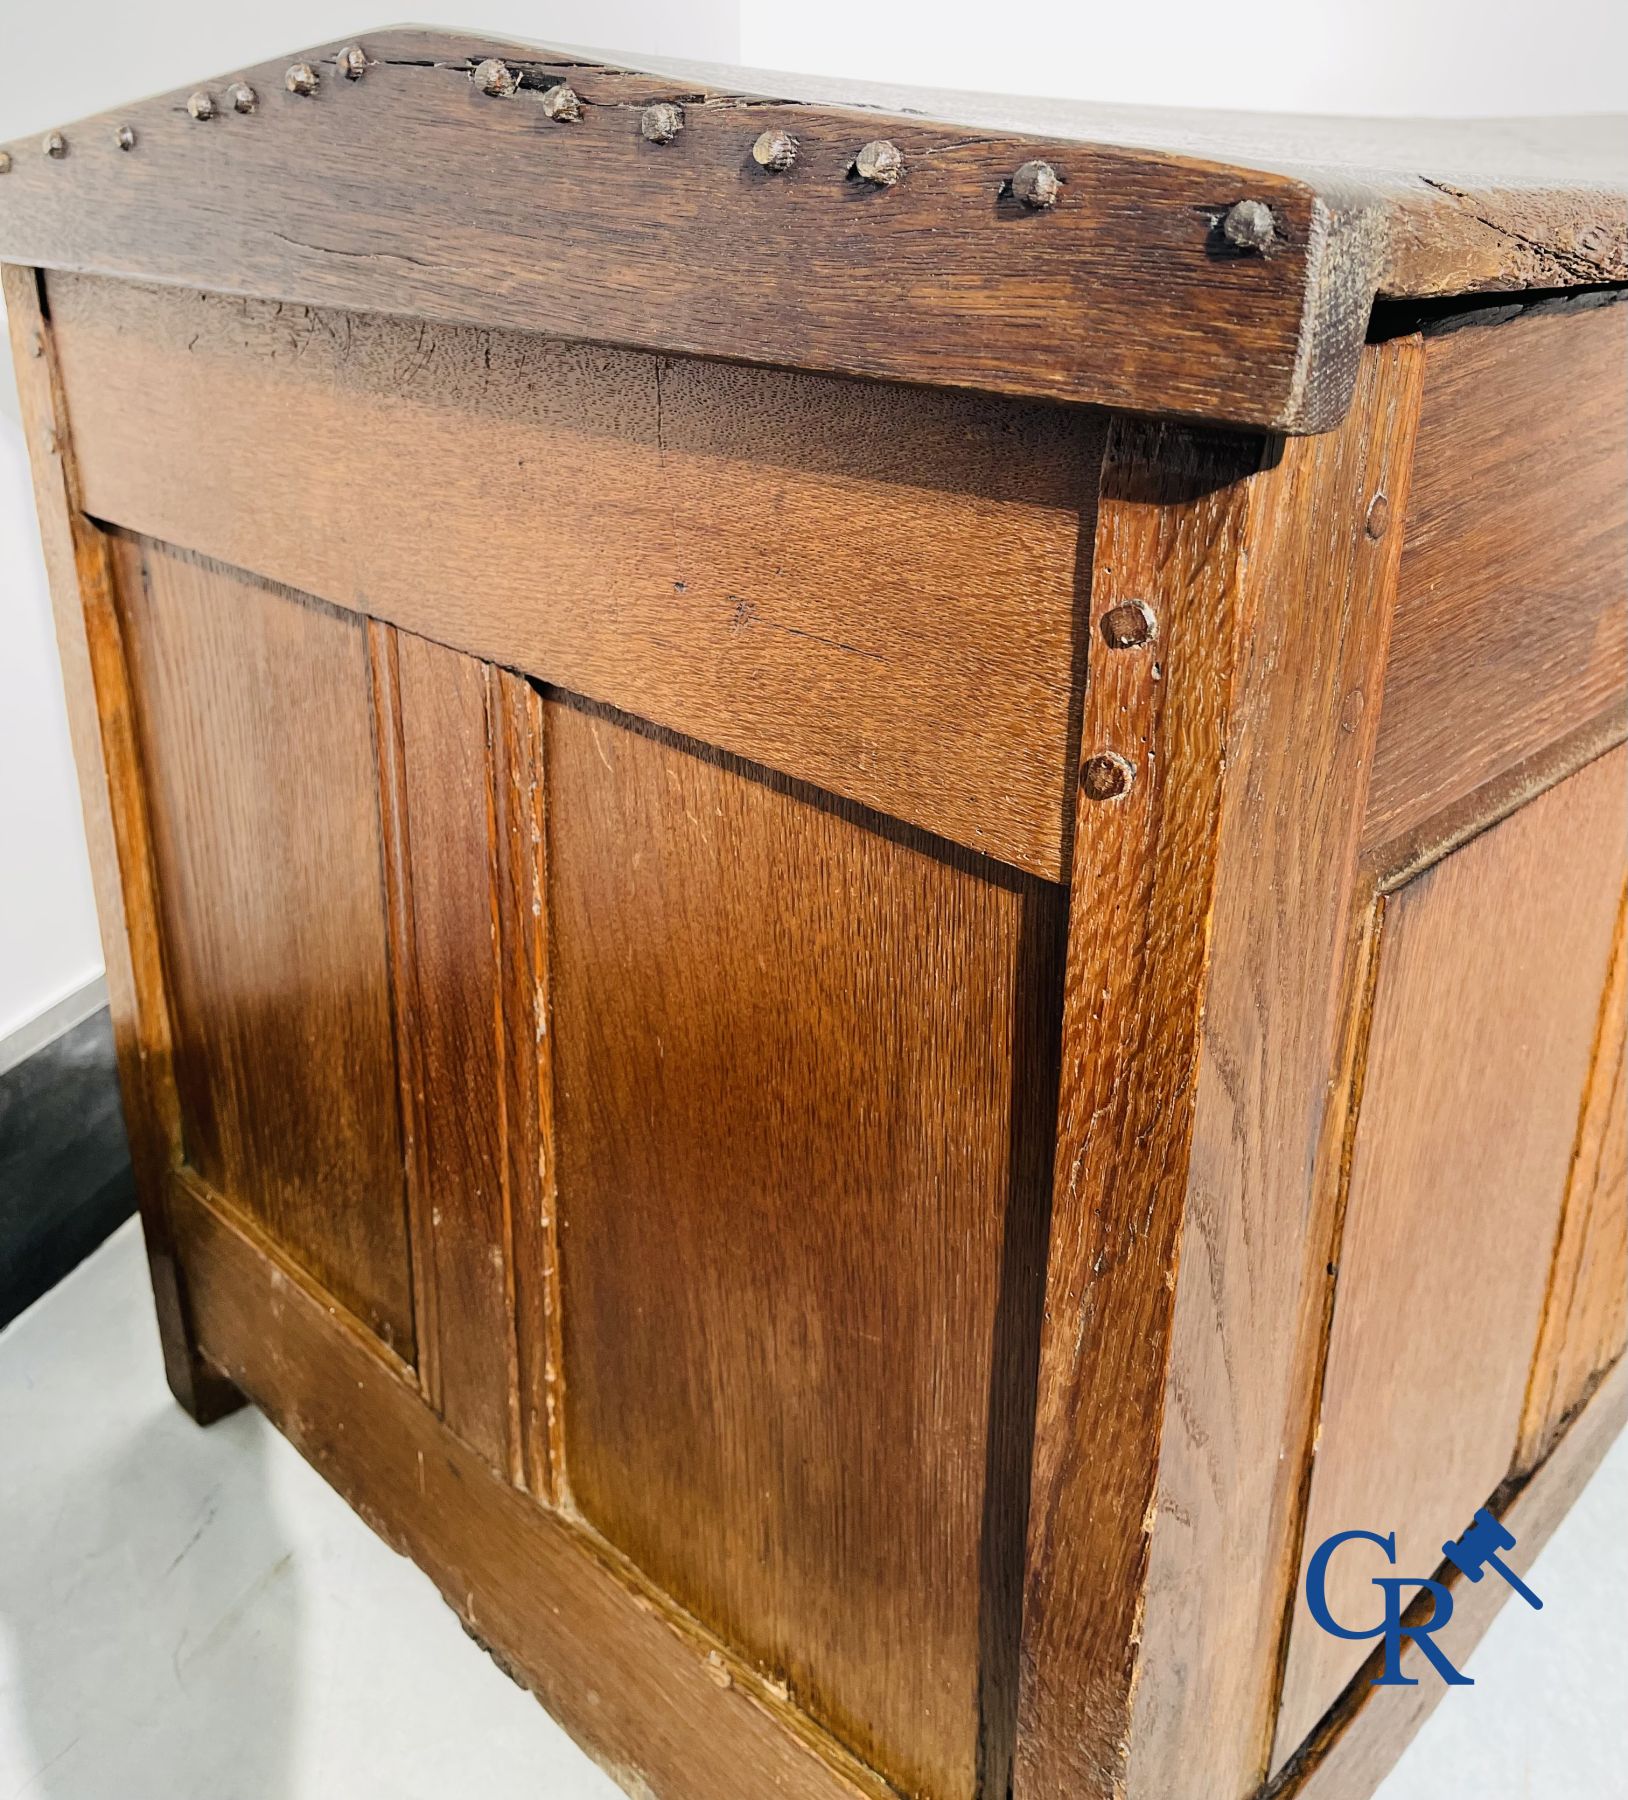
[3,30,1624,1800]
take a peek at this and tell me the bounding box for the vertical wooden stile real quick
[3,262,238,1422]
[1019,338,1426,1800]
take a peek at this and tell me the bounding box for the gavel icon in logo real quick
[1441,1507,1543,1610]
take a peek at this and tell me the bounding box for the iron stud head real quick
[853,139,904,186]
[1222,198,1277,253]
[1012,160,1060,208]
[752,129,798,172]
[641,102,683,144]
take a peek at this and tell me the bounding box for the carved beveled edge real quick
[0,27,1379,432]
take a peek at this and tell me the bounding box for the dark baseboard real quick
[0,1005,136,1330]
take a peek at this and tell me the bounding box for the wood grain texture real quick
[0,31,1356,431]
[1017,420,1268,1800]
[1,262,238,1422]
[546,698,1065,1800]
[1269,1355,1628,1800]
[1129,338,1425,1800]
[48,271,1100,881]
[1018,336,1426,1800]
[1364,302,1628,859]
[1275,747,1628,1763]
[1518,885,1628,1470]
[4,34,1623,429]
[373,627,524,1472]
[112,534,414,1354]
[167,1167,900,1800]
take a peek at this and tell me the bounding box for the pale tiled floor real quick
[2,1221,1623,1800]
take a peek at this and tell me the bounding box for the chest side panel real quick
[1277,745,1627,1757]
[114,532,414,1354]
[1366,302,1627,863]
[547,698,1064,1800]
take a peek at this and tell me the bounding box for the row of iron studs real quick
[1,42,1280,251]
[467,53,1047,200]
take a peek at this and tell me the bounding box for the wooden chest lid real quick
[0,26,1621,432]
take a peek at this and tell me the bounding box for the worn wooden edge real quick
[1129,335,1427,1799]
[1016,418,1271,1799]
[4,30,1620,430]
[2,260,239,1423]
[167,1164,904,1800]
[1017,336,1428,1800]
[1517,885,1628,1470]
[1263,1353,1627,1800]
[0,31,1368,431]
[1260,892,1388,1773]
[492,669,567,1506]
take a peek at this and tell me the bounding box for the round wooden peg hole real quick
[1081,753,1136,802]
[1100,600,1157,649]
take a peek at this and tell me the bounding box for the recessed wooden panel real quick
[1276,747,1627,1760]
[547,700,1064,1800]
[369,627,533,1475]
[1365,302,1628,859]
[114,533,413,1353]
[48,269,1102,880]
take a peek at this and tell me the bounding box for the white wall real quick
[0,389,103,1043]
[742,0,1628,114]
[1,0,1623,1045]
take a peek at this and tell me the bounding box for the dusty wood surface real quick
[2,264,238,1422]
[1518,887,1628,1471]
[1274,747,1628,1763]
[1364,301,1628,858]
[168,1165,901,1800]
[5,30,1619,429]
[1269,1354,1627,1800]
[547,696,1064,1800]
[45,271,1099,882]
